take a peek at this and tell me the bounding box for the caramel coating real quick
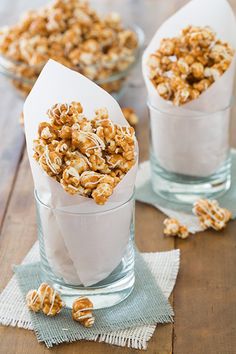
[122,107,139,126]
[25,283,64,316]
[193,199,232,231]
[147,25,234,105]
[163,218,189,239]
[38,283,64,316]
[72,297,95,328]
[26,289,41,312]
[33,101,136,204]
[0,0,138,96]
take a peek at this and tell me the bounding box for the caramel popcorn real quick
[193,199,232,231]
[26,283,64,316]
[147,25,234,105]
[38,283,64,316]
[33,101,136,205]
[72,297,95,328]
[26,289,41,312]
[163,218,189,239]
[122,107,139,126]
[0,0,138,96]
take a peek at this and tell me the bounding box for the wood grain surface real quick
[1,1,236,353]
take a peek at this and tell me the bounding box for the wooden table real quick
[1,0,236,353]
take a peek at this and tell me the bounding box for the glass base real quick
[150,153,231,205]
[40,240,135,309]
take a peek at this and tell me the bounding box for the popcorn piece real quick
[157,82,172,100]
[121,107,139,126]
[0,0,138,97]
[38,147,62,176]
[26,289,41,312]
[193,199,232,231]
[89,154,109,172]
[33,101,136,204]
[147,25,234,105]
[92,182,113,205]
[72,130,105,156]
[163,218,189,239]
[48,103,79,128]
[191,62,204,79]
[80,171,114,190]
[61,157,89,194]
[160,39,175,56]
[26,283,64,316]
[38,122,58,142]
[72,297,95,328]
[38,283,64,316]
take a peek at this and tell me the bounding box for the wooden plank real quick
[173,223,236,354]
[0,77,25,230]
[0,1,27,228]
[0,153,35,292]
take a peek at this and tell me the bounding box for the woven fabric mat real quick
[0,242,180,350]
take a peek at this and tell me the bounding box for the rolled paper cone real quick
[24,60,138,286]
[142,0,236,177]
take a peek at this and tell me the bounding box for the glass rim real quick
[0,24,145,85]
[147,98,234,117]
[34,189,134,215]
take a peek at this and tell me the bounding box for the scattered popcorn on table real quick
[147,26,234,105]
[193,199,232,231]
[122,107,139,126]
[0,0,138,96]
[26,283,64,316]
[33,102,136,205]
[163,217,189,239]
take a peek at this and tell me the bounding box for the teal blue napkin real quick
[14,252,173,348]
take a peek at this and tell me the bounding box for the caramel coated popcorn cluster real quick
[26,283,95,327]
[193,199,232,231]
[0,0,138,95]
[163,199,232,240]
[33,101,136,204]
[26,283,64,316]
[122,107,139,126]
[163,217,189,239]
[72,297,95,328]
[147,26,234,105]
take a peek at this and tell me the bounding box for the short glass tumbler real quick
[148,101,232,204]
[35,191,135,309]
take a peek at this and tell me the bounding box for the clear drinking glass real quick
[35,191,135,309]
[148,101,232,204]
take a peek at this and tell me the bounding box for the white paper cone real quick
[142,0,236,177]
[24,60,138,286]
[38,205,81,284]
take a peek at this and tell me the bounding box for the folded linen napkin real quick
[0,241,180,350]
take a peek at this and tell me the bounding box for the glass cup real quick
[35,191,135,309]
[148,101,232,204]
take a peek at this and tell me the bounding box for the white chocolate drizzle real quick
[41,146,61,175]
